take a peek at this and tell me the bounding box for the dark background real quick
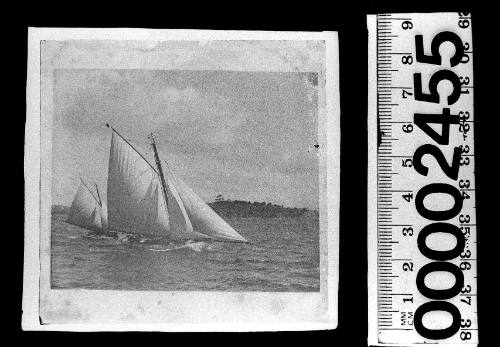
[12,1,495,346]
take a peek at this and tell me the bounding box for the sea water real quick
[51,213,320,291]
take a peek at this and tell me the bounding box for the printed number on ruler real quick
[411,12,474,341]
[374,12,477,345]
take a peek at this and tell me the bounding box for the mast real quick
[95,183,102,207]
[149,133,169,207]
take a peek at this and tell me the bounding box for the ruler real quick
[368,13,477,346]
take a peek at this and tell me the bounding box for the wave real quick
[148,242,207,253]
[244,258,272,264]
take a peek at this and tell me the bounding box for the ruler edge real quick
[367,13,379,347]
[366,12,478,347]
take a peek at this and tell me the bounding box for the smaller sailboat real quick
[67,179,108,233]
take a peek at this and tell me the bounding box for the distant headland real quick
[52,195,318,219]
[209,195,317,218]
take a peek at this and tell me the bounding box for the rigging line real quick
[106,124,158,174]
[94,183,102,207]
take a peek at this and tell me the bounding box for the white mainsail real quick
[67,180,107,232]
[107,130,208,241]
[163,162,248,243]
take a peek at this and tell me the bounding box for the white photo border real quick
[23,28,340,331]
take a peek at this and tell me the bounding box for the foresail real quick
[67,183,104,232]
[107,131,171,237]
[162,162,211,241]
[164,163,248,242]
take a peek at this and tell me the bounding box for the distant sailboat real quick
[106,126,247,243]
[67,179,108,232]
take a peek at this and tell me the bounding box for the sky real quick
[52,69,319,209]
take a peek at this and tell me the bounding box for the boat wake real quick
[83,232,118,241]
[147,242,207,252]
[83,230,212,252]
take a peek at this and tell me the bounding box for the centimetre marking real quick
[375,12,476,342]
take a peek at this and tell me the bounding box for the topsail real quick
[67,180,107,232]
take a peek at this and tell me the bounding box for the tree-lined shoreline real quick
[52,199,318,219]
[209,200,317,218]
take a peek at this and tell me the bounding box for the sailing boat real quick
[67,179,108,233]
[106,125,247,243]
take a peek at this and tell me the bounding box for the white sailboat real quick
[106,126,247,243]
[67,179,108,232]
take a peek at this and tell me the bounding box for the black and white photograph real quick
[52,68,321,292]
[23,29,339,331]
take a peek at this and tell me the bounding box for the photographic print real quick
[24,28,339,331]
[52,68,320,292]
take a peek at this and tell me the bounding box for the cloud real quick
[52,69,319,209]
[160,86,197,104]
